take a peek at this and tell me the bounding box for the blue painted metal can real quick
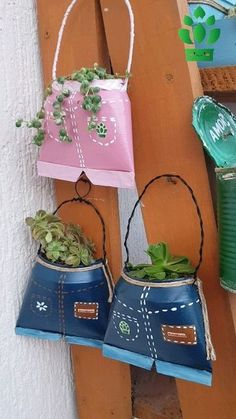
[16,256,113,348]
[103,273,215,386]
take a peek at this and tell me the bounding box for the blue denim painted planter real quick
[16,255,113,348]
[103,173,216,386]
[103,273,214,386]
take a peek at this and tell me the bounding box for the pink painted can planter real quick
[37,0,135,189]
[38,79,134,188]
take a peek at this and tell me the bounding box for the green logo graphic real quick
[96,122,108,138]
[119,320,131,335]
[178,6,221,62]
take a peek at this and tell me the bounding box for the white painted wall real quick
[0,1,76,418]
[0,1,148,418]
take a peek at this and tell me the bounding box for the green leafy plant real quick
[127,242,195,280]
[16,64,130,147]
[26,210,96,267]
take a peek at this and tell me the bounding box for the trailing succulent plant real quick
[26,210,95,267]
[127,242,195,280]
[16,64,129,146]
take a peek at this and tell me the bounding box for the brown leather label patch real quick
[161,325,197,345]
[74,302,99,320]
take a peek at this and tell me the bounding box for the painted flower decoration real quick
[36,301,48,312]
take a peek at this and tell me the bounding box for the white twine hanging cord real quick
[52,0,135,88]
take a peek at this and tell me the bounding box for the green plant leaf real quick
[128,241,194,280]
[45,231,52,243]
[206,15,215,26]
[194,6,205,19]
[165,256,189,266]
[65,255,81,267]
[151,271,166,280]
[183,15,193,26]
[207,28,221,45]
[25,217,34,226]
[165,262,195,274]
[178,28,193,45]
[146,242,170,264]
[193,23,206,43]
[16,119,23,127]
[129,269,147,279]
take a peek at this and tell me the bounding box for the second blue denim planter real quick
[103,273,215,386]
[16,256,113,348]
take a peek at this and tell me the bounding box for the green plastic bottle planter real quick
[193,96,236,293]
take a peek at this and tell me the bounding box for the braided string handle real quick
[188,0,228,14]
[124,174,204,280]
[52,0,135,88]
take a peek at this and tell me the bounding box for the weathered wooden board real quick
[100,0,236,418]
[37,1,132,418]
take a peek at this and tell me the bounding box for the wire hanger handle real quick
[124,174,204,279]
[53,194,107,261]
[52,0,135,85]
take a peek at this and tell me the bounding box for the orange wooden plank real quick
[100,0,236,418]
[37,1,132,418]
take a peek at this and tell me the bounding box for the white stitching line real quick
[32,278,105,294]
[114,293,200,315]
[114,294,142,313]
[112,312,140,342]
[68,93,85,167]
[45,109,60,143]
[101,99,129,104]
[58,273,63,334]
[61,274,66,335]
[45,99,72,145]
[45,95,86,167]
[113,310,137,321]
[45,100,72,146]
[140,286,158,359]
[147,299,200,314]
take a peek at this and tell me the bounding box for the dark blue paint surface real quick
[16,257,111,346]
[103,275,213,384]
